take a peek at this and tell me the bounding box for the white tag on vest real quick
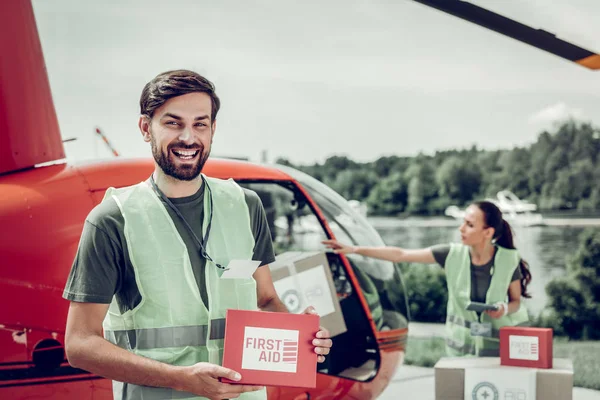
[470,322,492,337]
[220,259,261,279]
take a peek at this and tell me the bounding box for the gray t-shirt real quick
[63,182,276,312]
[431,244,522,304]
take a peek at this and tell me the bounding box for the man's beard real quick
[150,135,210,181]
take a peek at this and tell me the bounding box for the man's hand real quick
[302,306,333,363]
[176,362,264,399]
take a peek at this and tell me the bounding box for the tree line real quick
[277,120,600,216]
[539,227,600,339]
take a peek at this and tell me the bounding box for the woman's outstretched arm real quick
[322,239,436,264]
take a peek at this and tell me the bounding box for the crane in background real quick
[95,127,120,157]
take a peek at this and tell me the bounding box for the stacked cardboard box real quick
[434,357,573,400]
[268,251,347,337]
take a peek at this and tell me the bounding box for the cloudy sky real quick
[32,0,600,165]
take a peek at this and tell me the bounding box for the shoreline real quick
[367,216,600,228]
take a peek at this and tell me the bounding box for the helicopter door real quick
[236,181,379,379]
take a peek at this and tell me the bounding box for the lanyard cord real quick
[149,175,225,270]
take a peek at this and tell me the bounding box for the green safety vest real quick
[101,175,266,400]
[444,243,529,357]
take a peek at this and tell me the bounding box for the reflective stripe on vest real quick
[446,315,500,338]
[114,382,199,400]
[446,337,476,356]
[446,337,500,357]
[444,243,529,357]
[112,382,268,400]
[104,319,226,350]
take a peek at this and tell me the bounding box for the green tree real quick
[528,131,553,196]
[539,228,600,339]
[496,148,532,199]
[311,155,361,187]
[399,263,448,323]
[564,121,599,164]
[436,156,482,205]
[551,159,595,209]
[274,157,295,167]
[366,172,408,216]
[477,150,502,184]
[579,187,600,211]
[323,155,358,174]
[373,156,410,177]
[331,169,377,201]
[539,147,570,209]
[287,120,600,215]
[406,162,438,214]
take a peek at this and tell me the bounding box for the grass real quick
[404,336,600,390]
[554,339,600,390]
[404,336,446,368]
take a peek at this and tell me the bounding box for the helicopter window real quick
[237,181,327,255]
[238,181,354,301]
[271,165,410,333]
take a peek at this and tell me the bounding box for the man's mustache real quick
[168,143,203,151]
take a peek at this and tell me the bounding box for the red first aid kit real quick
[499,326,553,369]
[221,309,319,388]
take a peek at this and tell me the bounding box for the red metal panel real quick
[203,158,292,181]
[75,158,293,192]
[0,0,65,175]
[0,164,95,333]
[278,351,402,399]
[1,377,113,399]
[0,328,29,364]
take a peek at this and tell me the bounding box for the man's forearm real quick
[258,296,289,313]
[67,334,183,390]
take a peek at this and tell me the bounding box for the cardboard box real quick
[269,251,347,337]
[222,309,319,388]
[434,357,573,400]
[500,327,553,369]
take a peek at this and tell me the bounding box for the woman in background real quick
[323,200,532,357]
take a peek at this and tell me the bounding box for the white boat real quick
[444,190,545,227]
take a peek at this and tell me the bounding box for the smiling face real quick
[139,92,215,181]
[458,204,495,246]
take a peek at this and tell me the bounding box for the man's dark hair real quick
[139,69,220,121]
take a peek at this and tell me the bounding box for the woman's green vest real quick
[444,243,529,357]
[101,176,266,400]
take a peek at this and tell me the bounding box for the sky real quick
[32,0,600,165]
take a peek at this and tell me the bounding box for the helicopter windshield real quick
[272,164,410,330]
[273,164,394,279]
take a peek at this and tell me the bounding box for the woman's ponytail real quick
[474,202,532,298]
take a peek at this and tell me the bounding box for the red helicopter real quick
[0,1,597,399]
